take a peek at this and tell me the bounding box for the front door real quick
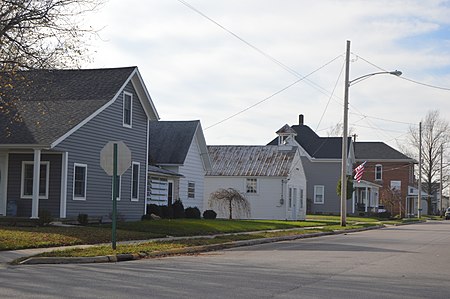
[168,180,174,206]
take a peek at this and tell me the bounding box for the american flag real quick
[354,161,366,182]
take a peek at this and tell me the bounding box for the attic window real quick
[123,91,133,127]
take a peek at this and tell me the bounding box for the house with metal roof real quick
[204,145,306,220]
[148,121,211,211]
[268,115,355,215]
[0,67,158,221]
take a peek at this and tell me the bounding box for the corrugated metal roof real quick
[206,145,296,177]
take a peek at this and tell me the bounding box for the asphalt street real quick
[1,221,449,298]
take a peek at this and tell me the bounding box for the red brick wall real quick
[355,161,414,216]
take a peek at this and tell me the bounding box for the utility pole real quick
[340,40,350,227]
[440,144,443,216]
[418,122,422,218]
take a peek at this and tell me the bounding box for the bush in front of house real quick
[161,205,174,219]
[203,209,217,220]
[38,210,53,226]
[172,200,185,219]
[147,204,162,218]
[185,207,201,219]
[77,213,89,226]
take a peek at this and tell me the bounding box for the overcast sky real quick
[84,0,450,150]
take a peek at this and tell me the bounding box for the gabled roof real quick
[149,121,212,170]
[0,67,158,148]
[354,142,415,161]
[206,145,296,177]
[269,124,350,159]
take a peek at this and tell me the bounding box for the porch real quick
[351,180,382,214]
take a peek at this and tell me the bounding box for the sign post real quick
[100,141,131,250]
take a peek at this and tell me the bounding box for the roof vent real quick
[299,114,304,125]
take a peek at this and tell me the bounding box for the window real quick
[300,189,304,209]
[246,178,257,194]
[314,185,324,204]
[188,181,195,199]
[123,91,132,127]
[375,164,382,180]
[73,164,87,200]
[21,161,49,199]
[288,188,293,209]
[131,162,140,201]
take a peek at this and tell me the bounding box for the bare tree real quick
[1,0,102,71]
[379,186,404,218]
[208,188,251,219]
[327,122,355,137]
[401,110,450,214]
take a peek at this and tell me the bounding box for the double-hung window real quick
[314,185,325,204]
[131,162,140,201]
[375,164,382,181]
[21,161,49,199]
[188,181,195,199]
[123,91,132,127]
[73,164,87,200]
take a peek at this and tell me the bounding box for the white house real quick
[147,121,211,211]
[204,144,307,220]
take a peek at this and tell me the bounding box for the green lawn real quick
[1,216,417,252]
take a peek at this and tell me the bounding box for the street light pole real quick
[340,40,351,227]
[340,40,402,227]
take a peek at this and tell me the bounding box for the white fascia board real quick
[0,144,49,150]
[131,68,160,121]
[194,122,212,171]
[355,159,416,163]
[50,69,137,148]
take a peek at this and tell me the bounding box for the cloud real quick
[84,0,450,150]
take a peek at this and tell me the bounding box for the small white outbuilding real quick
[204,144,307,220]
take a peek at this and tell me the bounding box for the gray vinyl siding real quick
[301,157,352,214]
[7,153,62,218]
[54,82,148,221]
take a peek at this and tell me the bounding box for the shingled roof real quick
[354,142,415,161]
[0,67,137,146]
[149,121,200,165]
[206,145,296,177]
[269,124,351,159]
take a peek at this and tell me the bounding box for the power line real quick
[355,53,450,91]
[204,55,342,130]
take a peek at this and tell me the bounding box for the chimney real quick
[299,114,304,125]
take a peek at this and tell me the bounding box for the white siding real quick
[178,136,205,211]
[204,176,288,220]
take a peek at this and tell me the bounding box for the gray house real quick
[269,115,354,214]
[0,67,159,221]
[148,121,211,211]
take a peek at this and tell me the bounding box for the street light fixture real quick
[340,40,402,227]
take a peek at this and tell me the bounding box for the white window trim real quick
[246,178,258,194]
[314,185,325,204]
[123,91,133,128]
[131,162,140,202]
[20,161,50,199]
[375,164,383,181]
[188,181,195,199]
[73,163,87,201]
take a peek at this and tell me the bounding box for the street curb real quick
[18,225,384,265]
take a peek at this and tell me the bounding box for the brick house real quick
[354,142,416,217]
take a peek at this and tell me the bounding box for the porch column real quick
[365,186,368,212]
[31,149,41,219]
[351,189,355,214]
[59,152,68,218]
[0,152,8,216]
